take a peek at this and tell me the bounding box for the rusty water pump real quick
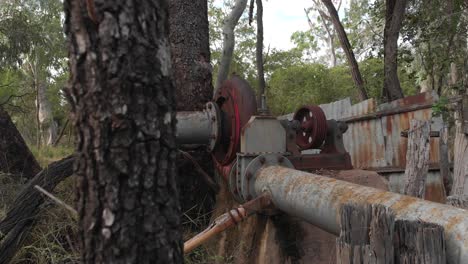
[176,77,468,263]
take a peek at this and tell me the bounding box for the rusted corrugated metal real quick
[281,91,445,173]
[314,92,443,171]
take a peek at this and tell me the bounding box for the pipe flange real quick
[205,102,221,152]
[227,160,244,203]
[240,154,293,202]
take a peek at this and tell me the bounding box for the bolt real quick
[259,157,266,164]
[277,156,284,163]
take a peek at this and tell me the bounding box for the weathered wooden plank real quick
[404,120,431,198]
[394,220,446,264]
[447,195,468,209]
[336,204,394,264]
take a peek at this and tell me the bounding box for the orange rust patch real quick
[390,195,418,212]
[446,215,464,231]
[366,191,394,203]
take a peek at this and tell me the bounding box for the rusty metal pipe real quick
[176,111,212,145]
[253,166,468,264]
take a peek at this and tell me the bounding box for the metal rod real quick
[253,166,468,264]
[183,195,272,254]
[184,207,248,254]
[176,111,212,145]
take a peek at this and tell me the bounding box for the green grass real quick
[29,145,74,167]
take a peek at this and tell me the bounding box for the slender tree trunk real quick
[306,6,336,67]
[322,0,368,101]
[169,0,216,226]
[382,0,407,102]
[214,0,248,92]
[64,0,182,262]
[0,106,41,179]
[256,0,266,105]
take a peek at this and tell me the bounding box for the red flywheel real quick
[293,105,328,150]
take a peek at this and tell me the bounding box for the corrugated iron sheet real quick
[316,92,444,171]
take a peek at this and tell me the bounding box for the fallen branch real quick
[0,155,74,263]
[34,185,78,219]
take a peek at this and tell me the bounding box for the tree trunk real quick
[64,0,182,263]
[0,106,41,179]
[169,0,216,227]
[382,0,407,102]
[256,0,266,106]
[214,0,248,91]
[307,4,336,67]
[37,82,57,145]
[321,0,368,101]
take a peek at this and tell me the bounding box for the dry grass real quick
[2,145,221,263]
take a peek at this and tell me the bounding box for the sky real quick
[262,0,312,50]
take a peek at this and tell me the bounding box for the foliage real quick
[0,0,68,145]
[268,63,348,114]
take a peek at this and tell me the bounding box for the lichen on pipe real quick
[253,166,468,264]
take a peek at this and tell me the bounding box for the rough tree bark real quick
[169,0,216,226]
[0,106,41,179]
[255,0,266,106]
[64,0,182,263]
[321,0,368,101]
[214,0,248,91]
[382,0,407,102]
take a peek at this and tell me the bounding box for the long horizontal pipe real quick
[254,166,468,263]
[176,111,212,145]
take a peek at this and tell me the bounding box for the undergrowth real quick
[2,145,221,263]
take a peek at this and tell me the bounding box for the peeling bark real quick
[64,0,182,262]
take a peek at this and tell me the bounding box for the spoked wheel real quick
[293,105,328,150]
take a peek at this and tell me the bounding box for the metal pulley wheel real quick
[293,105,328,150]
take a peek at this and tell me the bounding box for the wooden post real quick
[336,203,447,264]
[452,122,468,198]
[447,196,468,209]
[336,204,394,264]
[404,119,431,198]
[439,123,450,196]
[394,221,446,263]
